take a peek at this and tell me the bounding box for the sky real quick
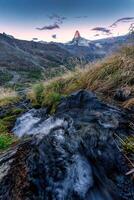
[0,0,134,42]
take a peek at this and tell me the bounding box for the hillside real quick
[0,33,74,87]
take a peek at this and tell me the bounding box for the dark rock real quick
[0,90,133,200]
[114,87,131,101]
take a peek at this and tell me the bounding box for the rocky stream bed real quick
[0,90,133,200]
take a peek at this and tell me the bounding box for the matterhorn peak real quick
[66,30,91,47]
[74,30,81,39]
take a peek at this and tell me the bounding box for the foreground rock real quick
[0,90,134,200]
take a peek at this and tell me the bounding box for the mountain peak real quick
[66,31,91,47]
[74,30,81,39]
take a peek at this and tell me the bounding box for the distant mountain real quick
[60,31,133,62]
[66,30,91,47]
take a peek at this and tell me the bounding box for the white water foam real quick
[12,109,66,138]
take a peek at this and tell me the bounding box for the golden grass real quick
[123,98,134,109]
[0,87,19,107]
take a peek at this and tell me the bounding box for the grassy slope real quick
[28,46,134,109]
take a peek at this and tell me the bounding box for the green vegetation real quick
[0,134,16,150]
[28,82,63,111]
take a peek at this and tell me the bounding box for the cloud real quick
[48,14,66,24]
[75,16,88,19]
[52,34,57,39]
[94,34,100,37]
[92,27,111,34]
[36,14,65,31]
[36,23,60,31]
[32,38,38,41]
[110,17,134,27]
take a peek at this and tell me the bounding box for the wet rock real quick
[0,90,133,200]
[114,87,131,101]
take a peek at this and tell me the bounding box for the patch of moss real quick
[0,134,17,150]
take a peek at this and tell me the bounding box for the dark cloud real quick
[75,16,88,19]
[48,14,66,24]
[32,38,38,40]
[52,34,57,39]
[92,27,111,34]
[36,23,60,31]
[110,17,134,27]
[94,34,100,37]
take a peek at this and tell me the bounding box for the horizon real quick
[0,0,134,42]
[0,30,129,43]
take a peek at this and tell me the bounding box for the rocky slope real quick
[0,90,133,200]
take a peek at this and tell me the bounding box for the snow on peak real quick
[74,30,81,39]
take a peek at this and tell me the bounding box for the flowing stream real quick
[12,109,65,138]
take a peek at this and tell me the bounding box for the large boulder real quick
[0,90,133,200]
